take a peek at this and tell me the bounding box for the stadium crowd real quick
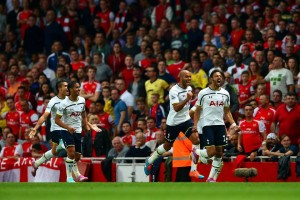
[0,0,300,171]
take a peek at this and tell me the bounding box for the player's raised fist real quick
[186,91,193,100]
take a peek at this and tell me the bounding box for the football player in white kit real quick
[55,81,100,182]
[144,70,200,176]
[30,80,68,177]
[191,69,239,182]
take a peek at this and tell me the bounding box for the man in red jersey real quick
[19,99,38,140]
[120,55,134,87]
[254,94,276,134]
[94,0,115,37]
[272,92,300,145]
[235,71,254,114]
[80,66,101,109]
[95,99,114,134]
[167,49,185,82]
[238,104,267,161]
[1,97,20,138]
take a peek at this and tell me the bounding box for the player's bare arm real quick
[224,107,239,132]
[29,112,50,139]
[172,91,193,112]
[193,105,201,132]
[81,111,90,132]
[55,114,76,134]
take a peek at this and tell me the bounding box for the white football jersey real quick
[45,96,66,132]
[57,96,86,133]
[196,87,230,128]
[167,84,192,126]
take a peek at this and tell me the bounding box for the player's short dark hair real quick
[56,79,67,92]
[209,69,224,78]
[68,81,79,90]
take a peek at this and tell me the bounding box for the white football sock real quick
[72,161,81,178]
[208,157,222,179]
[148,144,166,164]
[65,157,74,178]
[213,161,224,181]
[35,150,54,167]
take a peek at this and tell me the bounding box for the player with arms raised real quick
[55,81,100,182]
[144,70,201,178]
[191,69,239,182]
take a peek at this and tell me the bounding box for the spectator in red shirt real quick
[95,99,114,135]
[167,48,185,82]
[272,92,300,145]
[238,104,267,161]
[70,49,87,71]
[1,97,20,137]
[145,117,159,142]
[107,41,126,77]
[0,132,22,159]
[119,54,134,88]
[254,94,276,134]
[19,99,38,140]
[230,17,245,50]
[80,66,101,109]
[272,89,284,110]
[121,121,136,147]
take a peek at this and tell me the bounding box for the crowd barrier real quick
[0,157,299,182]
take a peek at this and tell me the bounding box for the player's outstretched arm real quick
[29,112,50,139]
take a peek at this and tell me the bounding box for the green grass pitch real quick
[1,182,300,200]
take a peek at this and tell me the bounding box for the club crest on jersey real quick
[70,112,81,117]
[209,101,224,106]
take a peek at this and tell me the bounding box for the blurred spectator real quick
[70,49,87,71]
[47,41,71,71]
[19,99,38,140]
[94,99,114,136]
[35,83,54,115]
[51,64,69,93]
[157,60,176,84]
[0,127,12,150]
[107,41,126,77]
[0,132,22,159]
[119,54,134,87]
[107,136,129,161]
[145,116,159,142]
[93,52,113,83]
[146,128,165,152]
[133,98,148,123]
[264,134,298,157]
[139,45,157,70]
[134,39,147,64]
[125,132,151,163]
[254,94,276,134]
[111,88,128,135]
[1,97,20,137]
[272,92,300,145]
[115,78,134,119]
[151,0,173,28]
[121,121,135,147]
[145,65,169,107]
[235,71,254,115]
[264,56,294,100]
[44,10,68,56]
[227,53,249,84]
[23,15,44,62]
[114,1,133,37]
[262,133,282,159]
[82,114,111,157]
[238,104,267,161]
[101,86,114,118]
[80,66,101,109]
[148,93,165,128]
[122,32,140,58]
[128,66,147,106]
[167,49,185,82]
[0,91,8,129]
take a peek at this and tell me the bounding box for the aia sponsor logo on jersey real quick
[209,101,224,106]
[70,112,81,117]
